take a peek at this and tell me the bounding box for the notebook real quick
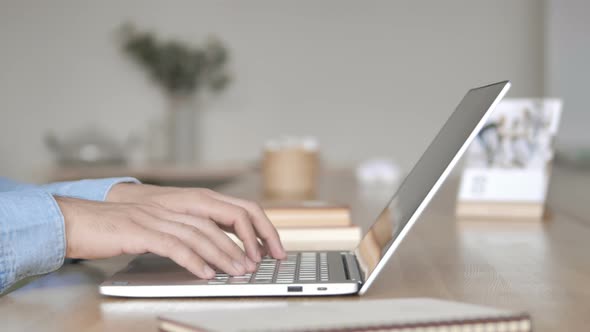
[158,298,531,332]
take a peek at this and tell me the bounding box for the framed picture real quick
[456,99,563,220]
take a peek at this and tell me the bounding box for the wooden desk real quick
[45,163,252,187]
[1,167,589,331]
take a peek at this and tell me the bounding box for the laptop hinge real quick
[341,252,363,284]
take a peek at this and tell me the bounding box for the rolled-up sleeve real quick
[0,176,140,293]
[0,177,140,202]
[0,177,36,191]
[0,190,65,293]
[39,177,140,201]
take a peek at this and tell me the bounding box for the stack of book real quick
[227,201,361,251]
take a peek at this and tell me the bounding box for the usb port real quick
[287,286,303,292]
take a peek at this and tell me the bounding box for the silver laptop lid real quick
[355,81,511,294]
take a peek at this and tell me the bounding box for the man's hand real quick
[106,183,286,263]
[56,197,237,278]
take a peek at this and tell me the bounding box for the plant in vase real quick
[119,23,231,164]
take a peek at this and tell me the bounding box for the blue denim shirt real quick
[0,177,139,293]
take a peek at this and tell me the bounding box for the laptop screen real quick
[355,81,511,293]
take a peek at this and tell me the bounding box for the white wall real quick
[0,0,544,181]
[545,0,590,147]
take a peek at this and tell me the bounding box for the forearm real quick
[0,190,66,294]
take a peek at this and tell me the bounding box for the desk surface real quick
[2,167,589,331]
[46,163,251,187]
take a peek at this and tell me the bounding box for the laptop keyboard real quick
[207,252,329,285]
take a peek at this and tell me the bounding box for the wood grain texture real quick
[1,167,589,331]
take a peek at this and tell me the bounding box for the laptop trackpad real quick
[113,254,209,285]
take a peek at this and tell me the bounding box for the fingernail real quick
[254,248,262,262]
[244,256,256,271]
[203,265,215,278]
[260,247,268,258]
[232,260,246,274]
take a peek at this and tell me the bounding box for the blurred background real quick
[0,0,587,184]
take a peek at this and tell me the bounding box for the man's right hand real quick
[55,197,259,279]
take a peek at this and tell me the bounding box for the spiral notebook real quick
[158,298,531,332]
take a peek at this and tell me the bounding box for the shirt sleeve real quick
[0,177,36,192]
[39,177,141,201]
[0,176,140,293]
[0,190,66,294]
[0,177,140,202]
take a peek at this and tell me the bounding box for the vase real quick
[168,95,199,165]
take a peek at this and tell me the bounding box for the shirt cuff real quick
[0,190,66,293]
[40,177,141,202]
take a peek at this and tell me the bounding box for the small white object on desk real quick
[356,159,402,201]
[356,159,401,185]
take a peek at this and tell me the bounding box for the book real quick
[457,98,562,221]
[226,225,361,251]
[158,298,532,332]
[263,201,351,227]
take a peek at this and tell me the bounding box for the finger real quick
[206,191,286,259]
[134,213,247,276]
[126,225,215,279]
[182,194,262,262]
[258,240,269,258]
[154,210,257,272]
[207,191,285,258]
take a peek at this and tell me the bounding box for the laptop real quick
[100,81,511,298]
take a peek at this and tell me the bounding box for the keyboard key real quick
[203,252,333,285]
[207,280,228,285]
[228,277,251,284]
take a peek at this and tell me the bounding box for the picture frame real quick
[456,98,563,220]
